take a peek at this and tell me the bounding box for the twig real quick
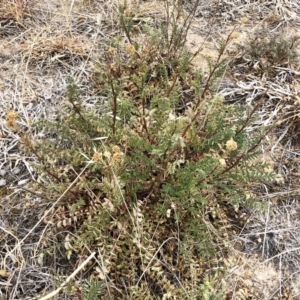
[110,80,118,134]
[39,252,96,300]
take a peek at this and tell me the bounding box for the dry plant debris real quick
[1,0,300,299]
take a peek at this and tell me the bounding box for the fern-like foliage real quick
[82,280,105,300]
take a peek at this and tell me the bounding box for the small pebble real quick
[18,179,29,185]
[13,167,21,175]
[0,179,6,187]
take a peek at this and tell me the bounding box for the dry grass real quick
[1,0,300,299]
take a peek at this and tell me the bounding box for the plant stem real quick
[110,80,117,134]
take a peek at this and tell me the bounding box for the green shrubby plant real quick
[23,1,278,299]
[237,30,300,77]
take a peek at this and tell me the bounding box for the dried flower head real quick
[103,151,111,159]
[124,8,131,17]
[226,138,238,151]
[112,145,121,153]
[6,110,18,120]
[92,152,102,162]
[240,17,248,23]
[126,44,135,55]
[111,152,124,166]
[231,32,240,39]
[108,46,116,55]
[6,110,19,128]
